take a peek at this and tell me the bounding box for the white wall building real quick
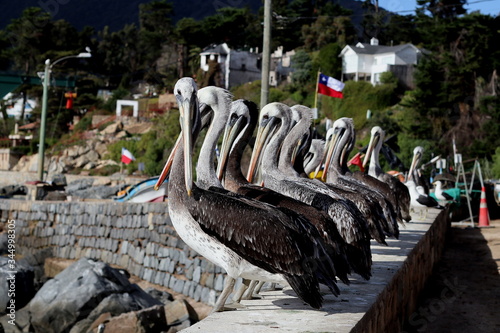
[269,46,295,87]
[200,43,261,89]
[339,38,424,87]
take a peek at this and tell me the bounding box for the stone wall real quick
[0,199,225,307]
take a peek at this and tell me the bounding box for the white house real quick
[339,38,424,87]
[269,46,295,87]
[1,93,37,120]
[200,43,262,89]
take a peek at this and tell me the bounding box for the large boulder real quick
[0,257,36,313]
[66,179,94,194]
[69,185,124,199]
[70,292,162,333]
[28,258,161,333]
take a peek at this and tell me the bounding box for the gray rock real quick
[28,258,159,333]
[145,287,173,304]
[70,291,161,333]
[0,257,36,313]
[92,304,167,333]
[66,179,95,194]
[70,185,124,200]
[0,233,7,255]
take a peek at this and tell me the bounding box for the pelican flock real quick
[154,77,437,313]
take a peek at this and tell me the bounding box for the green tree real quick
[4,7,52,74]
[416,0,466,19]
[302,15,355,51]
[139,0,175,81]
[200,7,260,49]
[312,43,343,79]
[379,14,421,45]
[491,147,500,179]
[290,49,313,87]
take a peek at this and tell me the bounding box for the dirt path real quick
[402,218,500,333]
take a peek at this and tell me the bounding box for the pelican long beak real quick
[154,134,181,191]
[362,132,379,168]
[321,128,343,181]
[408,151,422,182]
[290,137,302,167]
[247,116,278,183]
[216,115,246,181]
[181,95,198,196]
[312,129,333,179]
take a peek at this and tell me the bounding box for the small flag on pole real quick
[121,147,135,165]
[317,73,345,99]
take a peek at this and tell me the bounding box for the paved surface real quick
[405,218,500,333]
[183,208,443,333]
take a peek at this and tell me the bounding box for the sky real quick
[377,0,499,16]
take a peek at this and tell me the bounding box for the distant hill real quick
[0,0,263,32]
[0,0,386,37]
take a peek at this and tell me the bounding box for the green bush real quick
[73,114,93,132]
[491,147,500,180]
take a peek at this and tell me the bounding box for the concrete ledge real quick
[183,207,450,333]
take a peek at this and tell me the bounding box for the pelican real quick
[217,99,353,283]
[407,146,432,194]
[303,139,325,176]
[363,126,412,223]
[320,118,400,239]
[155,78,343,312]
[247,102,373,279]
[284,107,394,244]
[406,146,444,212]
[196,88,349,300]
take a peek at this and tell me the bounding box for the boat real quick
[114,176,167,203]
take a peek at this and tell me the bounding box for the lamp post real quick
[37,51,91,181]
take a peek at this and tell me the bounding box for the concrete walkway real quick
[183,208,445,333]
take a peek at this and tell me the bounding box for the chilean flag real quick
[318,73,345,99]
[121,147,135,164]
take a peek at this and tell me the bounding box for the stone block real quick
[143,268,153,282]
[170,249,180,262]
[192,267,201,283]
[158,247,169,258]
[173,279,185,294]
[185,265,194,280]
[169,276,176,290]
[168,259,176,274]
[119,255,129,268]
[193,284,203,302]
[214,274,225,292]
[154,271,164,285]
[135,249,145,264]
[120,241,129,254]
[200,287,211,305]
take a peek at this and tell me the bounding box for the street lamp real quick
[37,51,91,181]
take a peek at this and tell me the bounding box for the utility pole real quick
[37,59,51,182]
[37,51,91,182]
[260,0,272,109]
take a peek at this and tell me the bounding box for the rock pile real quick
[11,119,153,176]
[0,258,198,333]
